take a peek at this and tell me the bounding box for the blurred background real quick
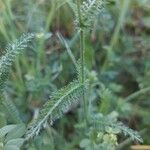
[0,0,150,149]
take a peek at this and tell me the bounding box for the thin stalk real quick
[36,0,56,74]
[77,0,88,125]
[125,86,150,102]
[45,0,56,32]
[45,125,55,150]
[110,0,130,50]
[102,0,130,70]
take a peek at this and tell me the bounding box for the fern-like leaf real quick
[80,0,104,24]
[69,0,104,29]
[0,33,34,91]
[114,122,143,143]
[91,115,143,143]
[25,80,84,140]
[2,92,22,124]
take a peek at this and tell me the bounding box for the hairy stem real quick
[77,0,88,125]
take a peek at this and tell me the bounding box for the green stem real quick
[36,1,56,74]
[110,0,130,50]
[125,86,150,102]
[77,0,88,125]
[102,0,130,70]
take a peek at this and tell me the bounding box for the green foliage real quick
[91,115,143,143]
[69,0,104,29]
[2,93,22,124]
[0,0,149,149]
[77,112,142,150]
[26,80,84,140]
[0,124,25,150]
[79,0,104,28]
[0,125,16,138]
[0,33,34,91]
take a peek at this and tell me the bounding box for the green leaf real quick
[80,139,91,148]
[91,116,143,143]
[5,124,26,142]
[6,138,24,148]
[0,125,17,138]
[3,93,22,124]
[4,145,19,150]
[26,80,84,140]
[69,0,104,29]
[0,33,34,91]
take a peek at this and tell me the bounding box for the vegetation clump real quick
[0,0,149,149]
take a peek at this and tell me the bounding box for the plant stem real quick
[102,0,130,70]
[125,86,150,102]
[80,30,88,124]
[110,0,130,50]
[36,0,56,74]
[77,0,88,125]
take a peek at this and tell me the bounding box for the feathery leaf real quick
[68,0,104,29]
[25,80,84,140]
[2,93,22,124]
[0,33,34,91]
[91,115,143,143]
